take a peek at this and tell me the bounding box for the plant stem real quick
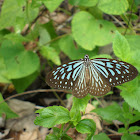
[59,124,65,137]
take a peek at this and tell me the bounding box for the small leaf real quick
[43,0,63,12]
[128,126,140,133]
[72,95,90,113]
[40,46,61,65]
[113,31,131,61]
[61,134,73,140]
[72,11,116,50]
[0,40,40,79]
[122,102,129,113]
[92,133,110,140]
[98,0,129,15]
[0,93,18,119]
[121,134,140,140]
[45,134,58,140]
[118,128,128,133]
[76,119,96,134]
[92,103,123,121]
[34,106,71,128]
[69,0,98,7]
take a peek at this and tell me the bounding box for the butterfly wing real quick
[91,58,138,87]
[88,62,111,96]
[72,64,89,98]
[46,60,84,91]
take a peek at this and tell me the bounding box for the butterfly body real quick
[46,55,138,98]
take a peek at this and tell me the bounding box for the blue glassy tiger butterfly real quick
[46,55,138,98]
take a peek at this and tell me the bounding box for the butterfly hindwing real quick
[88,63,111,96]
[91,58,138,87]
[72,64,89,98]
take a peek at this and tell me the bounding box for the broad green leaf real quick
[121,134,140,140]
[59,34,98,60]
[0,55,10,83]
[98,0,129,15]
[120,86,140,112]
[113,31,131,61]
[128,126,140,133]
[72,11,116,50]
[0,93,18,119]
[0,0,22,30]
[40,46,61,65]
[92,103,123,121]
[45,134,58,140]
[76,119,96,134]
[0,40,40,79]
[43,0,63,12]
[12,71,39,93]
[34,106,71,128]
[69,0,98,7]
[92,133,110,140]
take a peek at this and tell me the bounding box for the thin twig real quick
[0,89,71,104]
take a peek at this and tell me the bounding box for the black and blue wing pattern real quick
[90,58,138,87]
[46,55,138,98]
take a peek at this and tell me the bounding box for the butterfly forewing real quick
[91,58,138,86]
[46,60,84,91]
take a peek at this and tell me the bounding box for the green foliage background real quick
[0,0,140,139]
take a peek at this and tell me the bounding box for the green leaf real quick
[12,70,39,93]
[34,106,71,128]
[43,0,63,12]
[92,133,110,140]
[91,54,112,59]
[118,128,128,133]
[69,0,98,7]
[76,119,96,134]
[4,33,30,43]
[128,126,140,133]
[126,35,140,71]
[92,103,123,121]
[39,26,51,46]
[121,134,140,140]
[0,55,10,83]
[0,0,22,30]
[70,95,90,125]
[61,134,73,140]
[72,11,116,50]
[120,85,140,112]
[113,31,131,61]
[72,95,90,113]
[40,46,61,65]
[59,34,98,60]
[122,102,130,113]
[0,93,18,119]
[0,40,40,79]
[45,134,58,140]
[98,0,129,15]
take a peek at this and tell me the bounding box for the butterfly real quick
[46,55,138,98]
